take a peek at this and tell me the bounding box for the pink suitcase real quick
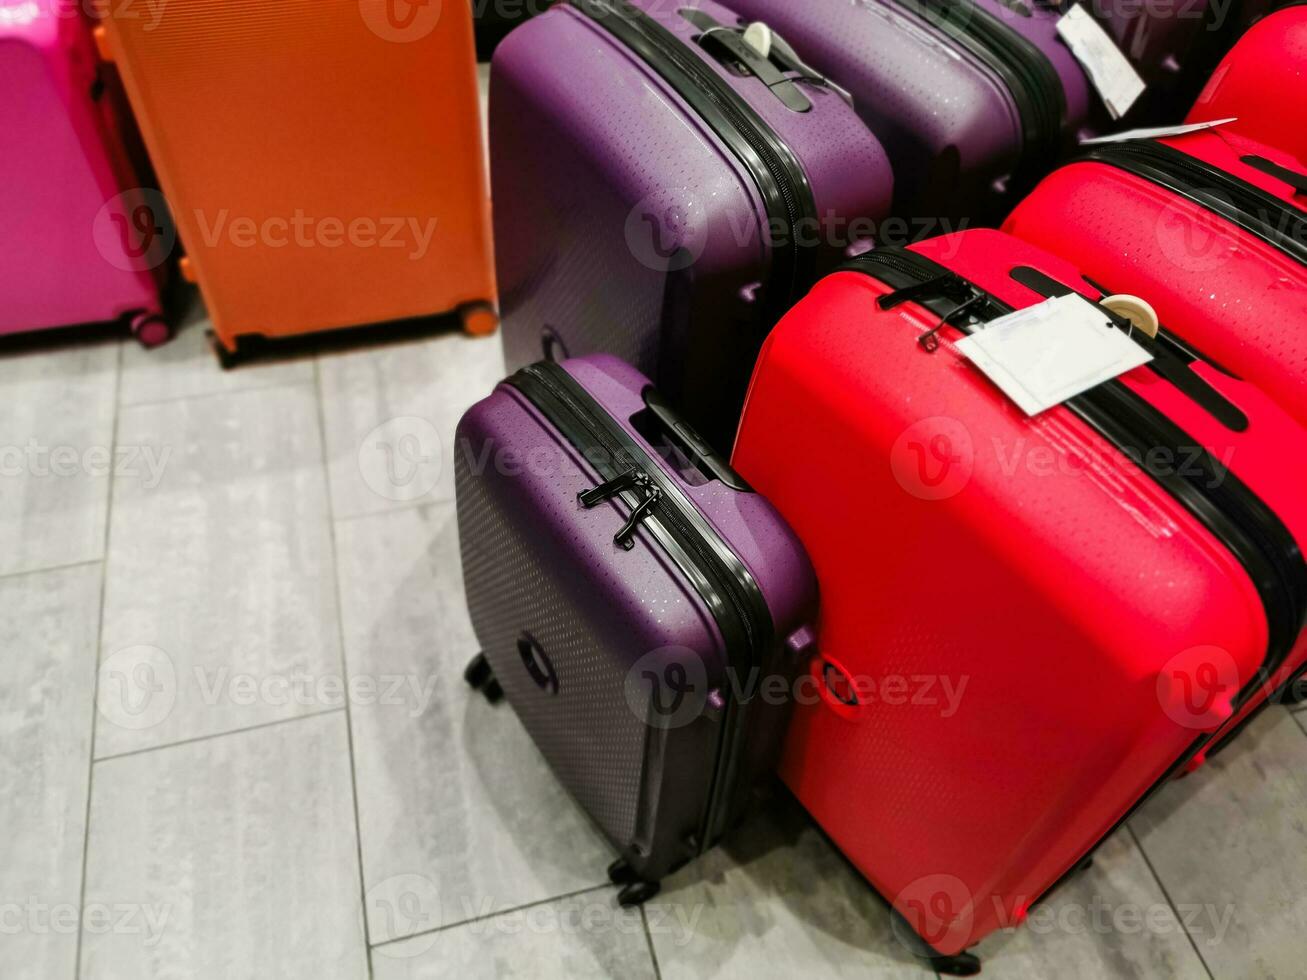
[0,0,171,344]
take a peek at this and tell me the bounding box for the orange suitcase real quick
[92,0,497,361]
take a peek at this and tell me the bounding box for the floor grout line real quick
[368,883,613,951]
[1125,823,1217,980]
[314,356,376,978]
[0,557,103,584]
[332,496,456,526]
[639,905,664,980]
[1294,709,1307,739]
[93,707,346,766]
[117,376,317,413]
[73,338,123,980]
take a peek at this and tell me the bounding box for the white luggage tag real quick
[742,21,774,59]
[1056,4,1146,120]
[956,294,1154,416]
[1080,118,1239,145]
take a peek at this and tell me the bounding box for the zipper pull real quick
[578,469,640,508]
[918,289,986,353]
[614,483,661,551]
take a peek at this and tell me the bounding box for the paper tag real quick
[1056,5,1146,120]
[742,22,773,59]
[1080,118,1239,145]
[956,295,1153,416]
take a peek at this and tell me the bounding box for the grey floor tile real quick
[973,831,1209,979]
[371,890,655,979]
[0,339,118,576]
[334,503,611,942]
[646,798,932,979]
[96,385,341,757]
[79,713,367,980]
[118,300,314,407]
[318,331,504,520]
[1131,707,1307,979]
[0,564,102,980]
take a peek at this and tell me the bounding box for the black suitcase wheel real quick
[481,678,505,705]
[931,953,982,977]
[616,880,660,908]
[464,652,493,690]
[607,859,639,886]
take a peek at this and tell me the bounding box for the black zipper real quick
[844,244,1307,913]
[845,247,1306,686]
[884,0,1065,177]
[507,361,776,852]
[1084,139,1307,266]
[568,0,819,322]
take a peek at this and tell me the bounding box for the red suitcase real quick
[731,229,1307,973]
[1188,4,1307,161]
[1003,127,1307,430]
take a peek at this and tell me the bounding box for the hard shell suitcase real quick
[725,0,1100,220]
[1003,126,1307,428]
[491,0,893,451]
[731,229,1307,971]
[93,0,497,362]
[1,0,168,343]
[455,353,818,901]
[1188,4,1307,161]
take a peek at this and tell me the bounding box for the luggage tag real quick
[956,294,1153,416]
[1080,118,1239,146]
[1056,4,1146,119]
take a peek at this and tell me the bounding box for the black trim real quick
[1083,140,1307,266]
[507,361,776,852]
[568,0,819,322]
[1241,154,1307,194]
[886,0,1066,178]
[1008,265,1250,432]
[842,244,1307,928]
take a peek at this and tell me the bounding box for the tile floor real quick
[2,303,1306,980]
[4,61,1306,980]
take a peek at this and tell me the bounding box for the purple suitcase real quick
[726,0,1101,220]
[455,354,818,902]
[490,0,893,451]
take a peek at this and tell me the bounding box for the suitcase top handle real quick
[679,9,854,112]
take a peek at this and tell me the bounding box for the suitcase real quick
[725,0,1101,221]
[1003,127,1307,430]
[730,228,1307,971]
[1,0,169,343]
[92,0,497,363]
[491,0,893,451]
[455,353,818,903]
[1188,4,1307,162]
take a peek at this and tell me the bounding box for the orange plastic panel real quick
[100,0,495,347]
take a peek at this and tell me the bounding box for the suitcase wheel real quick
[930,953,981,977]
[458,301,499,337]
[607,858,639,886]
[464,653,504,705]
[129,312,173,349]
[616,879,660,908]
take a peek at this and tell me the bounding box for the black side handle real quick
[1241,155,1307,195]
[1008,266,1250,433]
[640,386,751,491]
